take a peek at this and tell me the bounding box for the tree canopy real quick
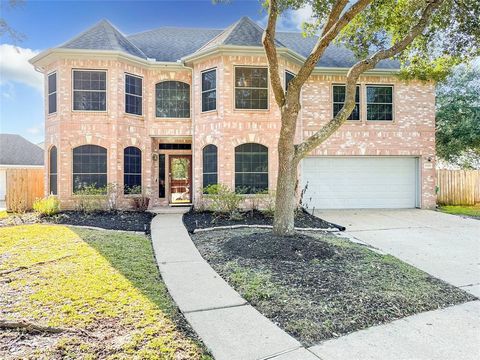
[436,62,480,168]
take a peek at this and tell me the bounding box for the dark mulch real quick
[192,228,476,346]
[183,208,343,233]
[0,211,154,233]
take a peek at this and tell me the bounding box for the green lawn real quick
[0,224,210,360]
[0,210,8,219]
[439,205,480,218]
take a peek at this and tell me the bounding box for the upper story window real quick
[235,67,268,110]
[366,85,393,121]
[202,69,216,112]
[125,74,142,115]
[285,71,295,91]
[333,85,361,121]
[155,81,190,118]
[47,72,57,114]
[73,70,106,111]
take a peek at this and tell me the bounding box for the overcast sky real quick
[0,0,313,144]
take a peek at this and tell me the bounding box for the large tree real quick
[261,0,479,235]
[436,63,480,168]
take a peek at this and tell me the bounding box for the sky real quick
[0,0,313,144]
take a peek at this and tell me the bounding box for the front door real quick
[169,155,192,204]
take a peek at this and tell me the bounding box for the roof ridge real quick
[103,20,147,58]
[194,18,241,53]
[127,25,223,38]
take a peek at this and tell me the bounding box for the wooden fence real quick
[6,168,45,212]
[436,169,480,205]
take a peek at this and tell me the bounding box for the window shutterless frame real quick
[331,84,361,121]
[155,81,191,118]
[285,70,295,92]
[47,72,57,115]
[201,68,217,113]
[71,69,107,112]
[233,66,269,111]
[365,84,395,122]
[125,73,143,116]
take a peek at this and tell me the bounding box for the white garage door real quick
[301,157,419,209]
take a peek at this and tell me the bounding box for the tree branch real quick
[263,0,285,107]
[295,0,445,160]
[291,0,373,89]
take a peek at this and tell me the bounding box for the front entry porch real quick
[150,137,193,208]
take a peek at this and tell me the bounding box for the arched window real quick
[72,145,107,192]
[235,143,268,194]
[155,81,190,118]
[49,146,57,195]
[124,146,142,194]
[202,145,218,190]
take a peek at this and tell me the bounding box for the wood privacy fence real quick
[6,168,44,212]
[436,169,480,205]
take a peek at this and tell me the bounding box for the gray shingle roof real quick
[0,134,44,166]
[59,19,146,59]
[57,17,399,69]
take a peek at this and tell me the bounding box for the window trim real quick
[124,73,143,117]
[71,69,108,113]
[233,65,269,111]
[365,84,395,122]
[234,142,269,194]
[123,146,142,195]
[331,83,362,122]
[201,68,217,113]
[202,144,218,190]
[47,71,57,115]
[285,70,295,92]
[154,80,191,119]
[71,145,108,194]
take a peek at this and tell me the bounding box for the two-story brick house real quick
[30,17,436,210]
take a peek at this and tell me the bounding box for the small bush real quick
[33,195,61,216]
[127,185,150,211]
[106,183,120,211]
[74,185,107,213]
[261,190,276,218]
[8,192,28,214]
[203,184,242,219]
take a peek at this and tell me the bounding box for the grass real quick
[438,205,480,218]
[192,228,476,346]
[0,224,211,360]
[0,210,8,219]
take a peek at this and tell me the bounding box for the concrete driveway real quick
[317,209,480,297]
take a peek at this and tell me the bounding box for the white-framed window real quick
[332,84,361,121]
[234,67,268,110]
[201,68,216,112]
[47,72,57,114]
[155,81,190,118]
[366,85,394,121]
[125,73,142,116]
[72,70,107,111]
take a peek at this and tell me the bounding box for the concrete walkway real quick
[152,211,480,360]
[151,213,318,360]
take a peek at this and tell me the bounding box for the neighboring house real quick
[29,17,436,210]
[0,134,44,202]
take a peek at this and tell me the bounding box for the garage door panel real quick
[302,157,417,209]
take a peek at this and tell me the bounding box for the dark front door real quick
[169,155,192,204]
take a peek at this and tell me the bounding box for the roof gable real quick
[59,19,146,59]
[0,134,44,166]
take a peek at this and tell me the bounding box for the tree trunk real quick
[273,112,298,236]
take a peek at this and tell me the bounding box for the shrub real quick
[8,191,28,214]
[74,185,107,213]
[261,190,276,218]
[106,183,120,211]
[33,195,60,216]
[203,184,242,219]
[127,185,150,211]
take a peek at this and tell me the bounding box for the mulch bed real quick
[0,211,154,233]
[183,208,344,233]
[191,228,476,346]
